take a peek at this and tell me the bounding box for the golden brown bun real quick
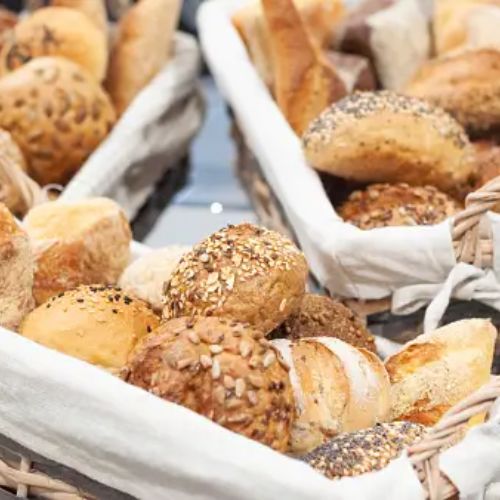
[406,48,500,135]
[274,294,376,353]
[0,57,116,186]
[0,8,17,53]
[261,0,347,135]
[20,284,159,372]
[434,0,500,55]
[127,316,294,452]
[163,224,308,335]
[303,422,426,479]
[0,129,29,215]
[472,141,500,190]
[50,0,108,35]
[232,0,345,89]
[385,319,497,425]
[303,91,474,194]
[24,198,132,305]
[324,51,377,93]
[338,183,461,230]
[106,0,181,116]
[118,245,190,312]
[272,337,390,454]
[0,7,108,82]
[0,203,34,330]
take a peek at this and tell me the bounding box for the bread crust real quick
[51,0,108,35]
[127,317,294,452]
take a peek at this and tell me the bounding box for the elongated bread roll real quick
[385,319,497,426]
[272,337,390,455]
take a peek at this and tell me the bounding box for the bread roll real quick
[163,224,308,335]
[302,91,474,194]
[50,0,108,35]
[118,245,190,312]
[274,294,376,353]
[324,52,376,93]
[472,141,500,191]
[24,198,132,305]
[0,8,17,54]
[0,57,116,186]
[20,284,159,372]
[232,0,345,89]
[0,6,108,82]
[406,48,500,135]
[106,0,181,116]
[338,183,460,230]
[261,0,346,135]
[127,317,294,452]
[385,319,497,425]
[272,337,390,454]
[0,203,34,330]
[303,422,426,479]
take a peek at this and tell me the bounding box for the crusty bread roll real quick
[385,319,497,425]
[0,6,108,82]
[262,0,346,136]
[302,91,474,194]
[163,224,308,335]
[50,0,108,35]
[338,183,461,230]
[272,337,390,454]
[303,422,426,479]
[127,317,294,452]
[0,203,34,330]
[24,198,132,305]
[406,48,500,135]
[119,245,190,312]
[274,294,376,353]
[232,0,345,89]
[0,57,116,186]
[106,0,181,116]
[20,284,159,372]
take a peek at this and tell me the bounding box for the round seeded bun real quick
[406,47,500,136]
[19,284,159,372]
[338,183,461,230]
[126,316,294,452]
[0,6,108,81]
[273,294,376,353]
[0,56,116,186]
[163,224,308,335]
[302,91,474,194]
[302,422,425,480]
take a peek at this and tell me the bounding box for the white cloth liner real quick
[61,32,204,220]
[198,0,500,334]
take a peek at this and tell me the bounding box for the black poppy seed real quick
[112,309,118,314]
[76,298,84,303]
[147,325,152,333]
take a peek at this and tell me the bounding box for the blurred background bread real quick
[106,0,182,116]
[127,316,294,452]
[385,319,497,425]
[272,337,390,454]
[302,91,474,195]
[0,6,108,81]
[471,141,500,192]
[0,8,17,54]
[0,57,116,186]
[0,203,34,330]
[119,245,190,312]
[50,0,108,36]
[20,284,159,372]
[24,198,132,305]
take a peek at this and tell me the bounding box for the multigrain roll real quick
[0,57,116,185]
[0,203,34,330]
[163,224,308,335]
[302,91,474,194]
[338,183,461,230]
[20,284,159,372]
[272,337,390,454]
[127,316,294,452]
[0,7,108,82]
[302,422,426,480]
[24,198,132,305]
[406,48,500,136]
[274,294,376,353]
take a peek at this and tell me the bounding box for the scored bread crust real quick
[0,57,116,186]
[303,91,474,194]
[385,319,497,425]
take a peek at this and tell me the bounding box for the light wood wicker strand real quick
[409,376,500,500]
